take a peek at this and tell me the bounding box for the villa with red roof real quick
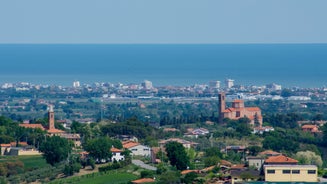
[219,92,262,126]
[110,147,124,162]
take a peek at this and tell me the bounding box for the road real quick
[132,159,157,171]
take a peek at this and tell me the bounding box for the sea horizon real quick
[0,43,326,88]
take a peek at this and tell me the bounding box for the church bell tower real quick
[48,105,55,130]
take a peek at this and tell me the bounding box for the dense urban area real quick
[1,79,327,184]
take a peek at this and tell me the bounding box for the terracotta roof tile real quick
[220,160,232,166]
[131,178,155,183]
[265,155,298,164]
[302,124,318,129]
[0,144,11,147]
[123,141,140,149]
[181,170,199,175]
[246,107,261,111]
[19,123,45,130]
[110,147,123,153]
[233,99,244,103]
[231,164,246,169]
[259,150,281,156]
[47,128,65,134]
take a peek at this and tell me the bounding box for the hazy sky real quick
[1,0,326,44]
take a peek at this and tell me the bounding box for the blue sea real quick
[0,44,326,88]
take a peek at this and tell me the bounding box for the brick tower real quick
[218,92,226,123]
[48,105,55,130]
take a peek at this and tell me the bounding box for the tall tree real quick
[39,136,72,166]
[165,141,190,170]
[83,137,121,162]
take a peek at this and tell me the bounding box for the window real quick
[132,149,137,151]
[292,170,300,174]
[267,170,275,174]
[236,111,241,117]
[308,170,316,174]
[143,149,149,151]
[282,170,291,174]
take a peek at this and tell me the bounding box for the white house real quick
[123,141,151,157]
[111,147,124,162]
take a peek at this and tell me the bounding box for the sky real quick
[0,0,327,44]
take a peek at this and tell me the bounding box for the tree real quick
[165,141,190,170]
[205,147,222,158]
[39,136,72,166]
[157,170,180,184]
[84,137,116,162]
[247,146,264,156]
[204,156,220,167]
[295,151,323,167]
[321,123,327,147]
[182,172,199,184]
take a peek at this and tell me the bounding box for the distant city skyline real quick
[0,0,327,44]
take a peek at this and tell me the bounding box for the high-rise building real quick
[73,81,80,88]
[209,81,221,89]
[225,79,234,89]
[142,80,153,90]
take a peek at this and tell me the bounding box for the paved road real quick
[132,159,157,171]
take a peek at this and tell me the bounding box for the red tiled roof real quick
[131,178,155,184]
[181,170,199,175]
[123,141,140,149]
[246,107,261,111]
[10,142,28,147]
[19,123,45,130]
[0,144,11,147]
[302,124,318,129]
[220,160,232,166]
[163,128,179,132]
[259,150,281,156]
[233,99,244,103]
[231,164,246,169]
[201,166,215,172]
[47,128,65,134]
[265,155,298,164]
[110,147,123,153]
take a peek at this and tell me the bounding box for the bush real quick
[140,170,155,178]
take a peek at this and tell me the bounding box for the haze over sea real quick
[0,44,326,88]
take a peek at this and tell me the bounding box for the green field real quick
[0,155,49,171]
[78,173,138,184]
[50,172,138,184]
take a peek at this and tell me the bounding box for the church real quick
[19,105,65,135]
[219,92,262,126]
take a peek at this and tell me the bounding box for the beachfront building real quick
[141,80,153,90]
[264,165,318,182]
[225,79,234,89]
[219,92,263,126]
